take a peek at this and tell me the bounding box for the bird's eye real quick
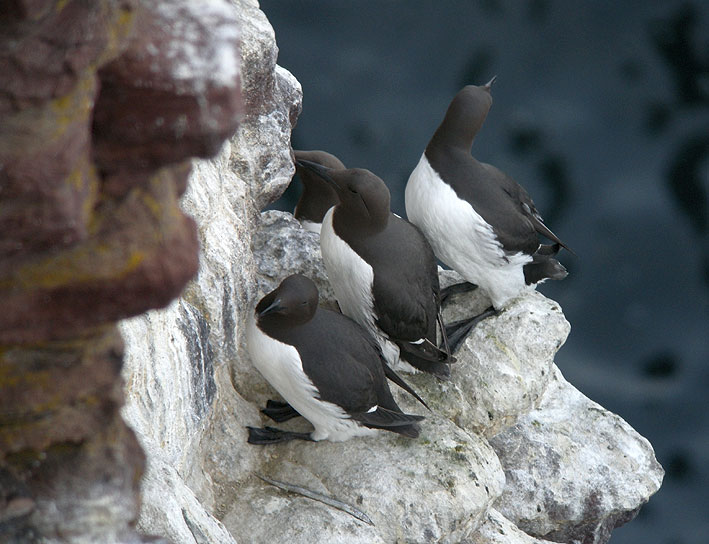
[349,187,358,194]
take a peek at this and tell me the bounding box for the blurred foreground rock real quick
[0,0,241,542]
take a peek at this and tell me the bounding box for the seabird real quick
[405,78,572,347]
[293,149,344,234]
[296,160,455,379]
[246,274,426,444]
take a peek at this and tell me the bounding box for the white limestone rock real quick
[120,294,263,540]
[457,291,570,437]
[439,268,491,324]
[122,300,217,470]
[406,290,570,438]
[468,509,555,544]
[224,465,386,544]
[120,0,303,540]
[138,458,237,544]
[229,0,302,210]
[488,366,665,543]
[252,210,337,308]
[223,417,505,544]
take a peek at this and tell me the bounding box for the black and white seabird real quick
[296,160,455,379]
[246,274,426,444]
[405,78,572,344]
[293,150,344,234]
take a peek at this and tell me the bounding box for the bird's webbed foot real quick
[247,425,314,445]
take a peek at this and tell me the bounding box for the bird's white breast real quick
[405,153,532,308]
[246,313,377,441]
[246,315,321,415]
[320,209,378,331]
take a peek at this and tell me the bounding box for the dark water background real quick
[260,1,709,542]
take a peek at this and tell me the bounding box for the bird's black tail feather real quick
[352,406,423,438]
[397,340,453,380]
[524,243,568,285]
[529,216,575,255]
[382,364,430,410]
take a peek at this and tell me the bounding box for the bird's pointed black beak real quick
[483,75,497,90]
[295,159,341,191]
[258,297,284,317]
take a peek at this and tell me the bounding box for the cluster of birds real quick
[246,79,572,445]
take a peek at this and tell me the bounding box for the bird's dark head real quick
[293,150,344,221]
[295,160,391,233]
[255,274,319,328]
[429,77,496,152]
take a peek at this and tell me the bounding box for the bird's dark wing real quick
[365,216,440,342]
[304,349,379,414]
[372,273,430,341]
[490,164,574,254]
[427,145,564,256]
[524,211,573,254]
[291,310,390,414]
[470,162,543,255]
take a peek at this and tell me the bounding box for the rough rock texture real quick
[408,286,570,439]
[224,420,504,543]
[0,0,241,542]
[252,210,338,308]
[115,2,662,544]
[489,366,665,544]
[468,509,555,544]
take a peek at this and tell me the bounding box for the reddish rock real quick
[0,0,242,540]
[0,0,137,113]
[0,327,125,455]
[101,160,193,199]
[0,73,98,259]
[0,1,54,22]
[0,167,199,344]
[22,419,148,542]
[93,0,243,171]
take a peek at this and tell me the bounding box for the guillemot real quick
[405,78,571,348]
[246,274,426,444]
[293,149,344,234]
[297,159,455,379]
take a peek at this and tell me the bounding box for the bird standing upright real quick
[405,78,571,346]
[246,274,426,444]
[297,160,455,379]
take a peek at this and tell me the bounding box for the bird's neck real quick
[299,184,336,218]
[428,100,489,153]
[333,207,387,239]
[428,123,475,153]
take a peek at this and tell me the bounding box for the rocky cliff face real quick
[0,0,241,542]
[123,1,662,543]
